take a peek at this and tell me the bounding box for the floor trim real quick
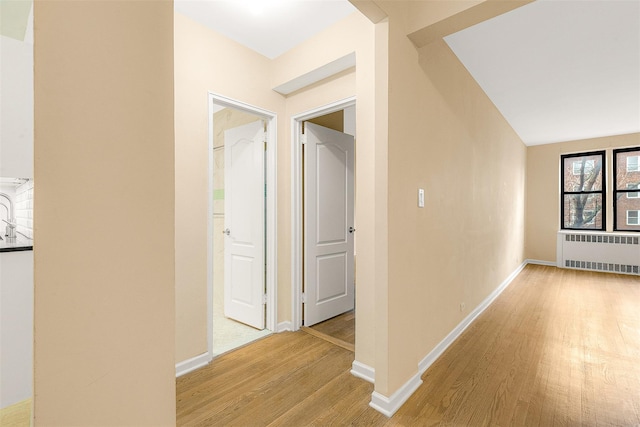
[369,373,423,418]
[526,258,556,267]
[276,321,293,332]
[417,260,527,375]
[175,352,211,378]
[369,260,528,417]
[351,360,375,384]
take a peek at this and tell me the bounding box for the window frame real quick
[613,147,640,232]
[627,155,639,172]
[627,210,639,226]
[560,150,606,231]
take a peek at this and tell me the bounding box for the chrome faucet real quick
[0,192,16,238]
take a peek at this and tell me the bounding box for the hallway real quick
[177,265,640,426]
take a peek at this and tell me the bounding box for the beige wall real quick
[175,1,531,403]
[377,1,527,395]
[174,11,380,371]
[525,133,640,262]
[174,13,286,362]
[33,1,176,425]
[407,0,483,34]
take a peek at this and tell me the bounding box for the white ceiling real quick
[445,0,640,146]
[175,0,640,146]
[174,0,356,59]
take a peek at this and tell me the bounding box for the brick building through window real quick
[614,148,640,231]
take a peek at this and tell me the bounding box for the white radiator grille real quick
[557,232,640,276]
[565,233,639,245]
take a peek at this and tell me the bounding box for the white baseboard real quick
[175,352,211,378]
[526,259,556,267]
[417,260,527,374]
[368,261,528,418]
[277,321,293,332]
[350,360,375,384]
[369,372,422,418]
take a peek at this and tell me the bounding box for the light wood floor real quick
[176,265,640,426]
[0,399,31,427]
[309,309,355,346]
[301,309,356,352]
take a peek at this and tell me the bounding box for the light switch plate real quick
[418,188,425,208]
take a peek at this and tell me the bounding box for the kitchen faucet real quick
[0,192,16,238]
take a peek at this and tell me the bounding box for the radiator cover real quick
[557,231,640,275]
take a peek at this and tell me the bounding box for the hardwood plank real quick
[395,265,640,426]
[269,369,371,426]
[177,333,340,425]
[176,265,640,426]
[198,346,353,426]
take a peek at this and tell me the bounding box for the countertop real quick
[0,235,33,252]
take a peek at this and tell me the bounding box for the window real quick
[613,147,640,231]
[561,151,605,230]
[573,159,594,175]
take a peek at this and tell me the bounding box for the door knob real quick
[349,226,356,233]
[223,228,230,235]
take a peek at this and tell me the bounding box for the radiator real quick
[557,231,640,275]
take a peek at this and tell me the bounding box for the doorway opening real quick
[291,97,356,350]
[208,93,277,358]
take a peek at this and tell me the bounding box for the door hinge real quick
[301,134,307,145]
[301,292,307,303]
[263,294,268,304]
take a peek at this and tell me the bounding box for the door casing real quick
[290,96,356,330]
[207,92,277,360]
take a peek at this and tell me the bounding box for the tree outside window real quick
[561,151,605,230]
[572,159,594,175]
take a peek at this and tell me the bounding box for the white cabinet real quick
[0,250,33,408]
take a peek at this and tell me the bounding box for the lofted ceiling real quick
[174,0,640,146]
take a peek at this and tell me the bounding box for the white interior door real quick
[224,120,265,329]
[304,122,355,326]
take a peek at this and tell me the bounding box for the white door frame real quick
[207,92,277,358]
[290,96,356,330]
